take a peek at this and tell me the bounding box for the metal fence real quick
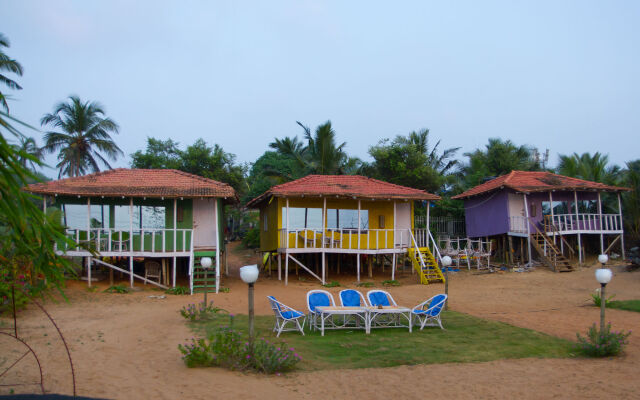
[415,215,466,238]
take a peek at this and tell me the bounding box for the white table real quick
[314,306,370,336]
[366,306,412,333]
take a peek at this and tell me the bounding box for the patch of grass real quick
[86,286,98,293]
[381,279,400,287]
[188,312,573,371]
[356,282,374,288]
[103,285,130,294]
[165,286,190,295]
[322,281,341,288]
[608,300,640,312]
[219,287,230,293]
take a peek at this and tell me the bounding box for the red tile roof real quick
[452,170,630,199]
[246,175,439,207]
[27,168,236,199]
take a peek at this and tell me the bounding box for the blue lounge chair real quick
[266,296,305,337]
[411,294,448,330]
[306,289,335,330]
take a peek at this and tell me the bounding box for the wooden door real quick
[395,202,411,247]
[193,198,217,248]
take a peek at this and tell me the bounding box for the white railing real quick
[546,214,623,233]
[61,228,193,253]
[509,216,529,234]
[278,228,424,250]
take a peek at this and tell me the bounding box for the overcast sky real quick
[2,0,639,178]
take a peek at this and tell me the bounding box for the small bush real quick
[180,301,225,321]
[219,287,230,293]
[178,316,301,374]
[575,323,631,357]
[591,288,615,307]
[322,281,340,288]
[242,227,260,249]
[356,282,374,288]
[166,286,190,295]
[382,280,400,287]
[104,285,130,294]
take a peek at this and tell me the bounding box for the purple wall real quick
[464,191,509,237]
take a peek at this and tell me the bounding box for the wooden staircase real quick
[530,232,574,272]
[408,247,445,284]
[192,250,218,293]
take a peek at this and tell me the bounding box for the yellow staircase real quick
[408,247,445,285]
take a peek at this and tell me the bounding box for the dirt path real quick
[2,251,639,399]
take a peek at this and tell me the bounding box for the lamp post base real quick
[248,282,255,340]
[600,283,606,334]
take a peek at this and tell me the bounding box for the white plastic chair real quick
[267,296,306,337]
[411,294,448,330]
[306,289,336,330]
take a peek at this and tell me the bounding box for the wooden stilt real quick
[87,257,92,287]
[368,255,373,278]
[508,235,513,264]
[356,254,360,282]
[337,254,341,275]
[172,256,177,287]
[391,253,396,280]
[278,253,282,281]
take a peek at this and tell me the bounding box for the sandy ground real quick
[2,245,640,399]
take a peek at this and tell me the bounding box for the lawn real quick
[608,300,640,312]
[188,311,574,371]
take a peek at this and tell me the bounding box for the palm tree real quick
[268,120,355,179]
[41,96,123,178]
[12,136,43,171]
[0,33,23,112]
[557,152,621,185]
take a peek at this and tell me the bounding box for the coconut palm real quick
[557,152,621,185]
[0,33,23,112]
[41,96,123,178]
[12,136,43,171]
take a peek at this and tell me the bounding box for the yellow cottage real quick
[246,175,445,285]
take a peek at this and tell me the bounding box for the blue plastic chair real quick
[306,290,335,330]
[267,296,305,337]
[411,294,448,330]
[339,289,369,307]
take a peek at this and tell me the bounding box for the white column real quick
[597,192,604,254]
[426,200,430,246]
[618,193,625,259]
[285,253,289,286]
[173,198,177,287]
[549,192,556,245]
[322,197,326,284]
[215,198,220,293]
[523,194,532,267]
[357,199,361,282]
[129,197,134,287]
[393,201,397,248]
[285,198,289,286]
[43,196,47,216]
[87,197,91,287]
[277,253,282,281]
[574,191,582,265]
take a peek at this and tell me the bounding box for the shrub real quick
[322,281,340,288]
[166,286,190,295]
[178,315,302,373]
[180,301,225,321]
[382,280,400,287]
[575,323,631,357]
[356,282,375,288]
[103,285,130,294]
[242,227,260,249]
[591,288,615,307]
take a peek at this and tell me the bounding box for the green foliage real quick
[103,285,130,294]
[130,137,247,196]
[1,110,77,308]
[243,151,298,203]
[591,289,615,307]
[575,323,631,357]
[0,33,23,112]
[381,279,400,287]
[356,282,375,288]
[557,152,621,186]
[622,160,640,242]
[219,287,230,293]
[241,226,260,249]
[458,138,541,190]
[180,301,225,321]
[607,300,640,313]
[165,286,189,295]
[179,314,301,373]
[364,129,459,194]
[40,95,123,178]
[322,281,341,288]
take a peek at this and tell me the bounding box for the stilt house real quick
[27,169,236,293]
[452,171,630,271]
[246,175,445,285]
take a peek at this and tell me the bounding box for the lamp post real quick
[596,254,612,334]
[200,257,213,307]
[240,264,259,341]
[442,256,452,310]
